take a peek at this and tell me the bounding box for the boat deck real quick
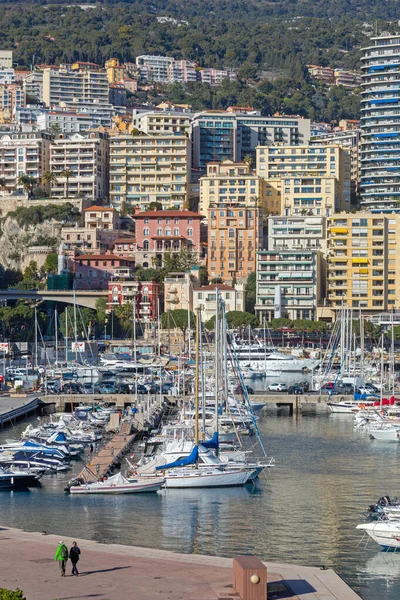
[0,526,361,599]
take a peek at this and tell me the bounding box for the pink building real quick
[71,253,136,289]
[108,278,160,322]
[134,208,204,267]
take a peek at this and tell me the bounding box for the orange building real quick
[208,204,263,284]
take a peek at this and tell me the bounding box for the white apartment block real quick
[37,110,94,133]
[0,84,25,117]
[0,131,51,193]
[109,133,191,211]
[0,51,13,69]
[131,111,193,135]
[42,66,109,107]
[136,55,197,84]
[23,71,44,102]
[198,68,237,86]
[267,215,327,254]
[49,132,109,200]
[0,68,15,84]
[60,100,115,129]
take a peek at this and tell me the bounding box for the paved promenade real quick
[0,526,360,599]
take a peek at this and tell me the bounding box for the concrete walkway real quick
[0,526,360,600]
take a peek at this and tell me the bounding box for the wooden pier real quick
[76,418,135,483]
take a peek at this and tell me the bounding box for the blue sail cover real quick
[201,432,219,449]
[155,445,199,471]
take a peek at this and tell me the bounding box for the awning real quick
[330,227,348,233]
[352,258,369,263]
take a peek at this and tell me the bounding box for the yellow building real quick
[256,144,351,215]
[327,212,400,316]
[199,160,275,215]
[109,132,191,211]
[105,58,126,84]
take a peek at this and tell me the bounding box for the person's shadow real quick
[78,566,131,577]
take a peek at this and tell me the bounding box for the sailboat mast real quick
[65,306,68,364]
[55,307,58,365]
[391,312,395,396]
[194,309,200,447]
[34,306,38,370]
[214,290,219,439]
[199,308,206,435]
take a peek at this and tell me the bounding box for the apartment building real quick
[42,64,109,107]
[208,204,263,284]
[108,278,160,323]
[105,58,126,84]
[0,131,51,193]
[193,283,245,322]
[37,110,94,133]
[135,55,197,84]
[334,69,362,89]
[62,206,120,253]
[131,111,192,135]
[61,99,115,129]
[0,83,25,117]
[326,213,400,315]
[109,133,191,211]
[198,68,237,86]
[0,68,15,84]
[191,111,311,170]
[72,252,136,290]
[199,160,274,215]
[267,215,327,254]
[256,144,351,215]
[310,130,361,198]
[255,249,324,322]
[23,71,44,102]
[307,65,335,84]
[134,208,203,267]
[360,35,400,211]
[0,51,12,69]
[50,132,109,200]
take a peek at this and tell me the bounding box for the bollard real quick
[233,556,267,600]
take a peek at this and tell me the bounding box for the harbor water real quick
[0,411,398,599]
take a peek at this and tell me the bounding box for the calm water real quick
[0,412,399,599]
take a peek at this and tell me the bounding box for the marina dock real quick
[0,395,43,427]
[75,418,135,483]
[0,525,361,599]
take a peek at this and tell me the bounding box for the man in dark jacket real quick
[69,541,81,576]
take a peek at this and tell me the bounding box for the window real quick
[143,240,149,250]
[174,228,180,236]
[144,218,149,224]
[165,228,171,236]
[229,229,235,238]
[143,228,149,236]
[198,293,202,299]
[157,228,162,236]
[187,228,193,236]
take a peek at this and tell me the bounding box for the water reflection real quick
[0,413,398,599]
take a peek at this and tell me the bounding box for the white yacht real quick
[231,341,319,372]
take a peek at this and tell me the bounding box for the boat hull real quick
[163,469,251,488]
[369,428,400,442]
[69,480,163,494]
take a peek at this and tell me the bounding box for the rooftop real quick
[135,209,203,218]
[197,284,235,291]
[84,205,117,212]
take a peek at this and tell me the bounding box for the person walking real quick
[54,541,69,576]
[69,541,81,576]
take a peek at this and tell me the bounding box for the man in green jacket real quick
[54,541,69,576]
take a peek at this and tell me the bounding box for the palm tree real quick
[59,169,76,198]
[17,174,37,196]
[42,171,58,195]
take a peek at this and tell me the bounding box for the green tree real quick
[226,310,259,329]
[43,252,58,273]
[163,248,199,273]
[17,175,36,195]
[59,169,76,198]
[95,297,108,325]
[245,272,256,313]
[23,261,39,283]
[146,201,163,211]
[60,307,96,339]
[42,171,58,193]
[48,122,62,136]
[270,318,293,330]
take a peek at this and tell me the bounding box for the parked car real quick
[288,385,304,395]
[135,384,150,394]
[234,384,254,395]
[335,384,354,394]
[357,386,379,396]
[116,383,131,394]
[61,382,83,394]
[81,382,95,394]
[268,383,288,392]
[94,381,116,394]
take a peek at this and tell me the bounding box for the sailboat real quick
[150,308,255,489]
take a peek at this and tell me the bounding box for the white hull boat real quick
[369,428,400,442]
[69,472,164,494]
[328,400,375,414]
[162,467,252,488]
[357,522,400,549]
